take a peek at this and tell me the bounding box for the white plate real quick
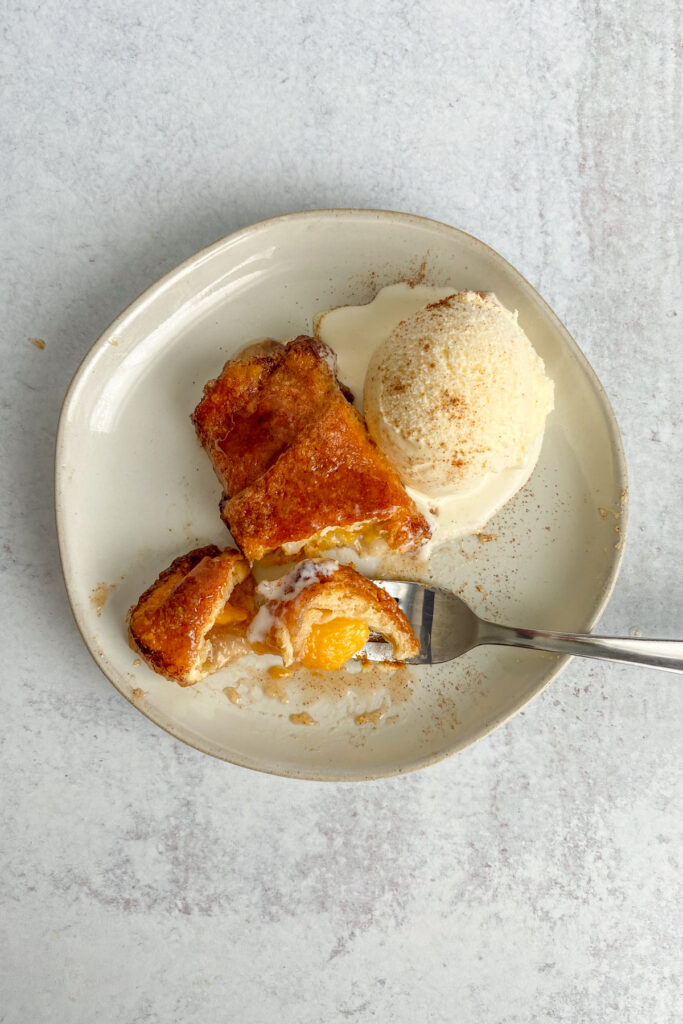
[56,209,627,780]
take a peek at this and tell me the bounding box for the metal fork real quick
[364,580,683,673]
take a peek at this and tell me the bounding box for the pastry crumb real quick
[289,711,317,725]
[355,708,385,726]
[90,582,115,615]
[268,665,291,679]
[263,680,289,704]
[30,337,46,349]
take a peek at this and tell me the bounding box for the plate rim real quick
[55,208,629,780]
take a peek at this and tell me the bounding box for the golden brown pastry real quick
[192,335,350,497]
[247,559,420,669]
[191,336,430,563]
[128,546,255,685]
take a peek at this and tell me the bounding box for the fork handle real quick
[478,622,683,673]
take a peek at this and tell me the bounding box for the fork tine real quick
[418,586,434,663]
[371,578,434,665]
[360,641,394,662]
[371,579,405,602]
[369,579,479,665]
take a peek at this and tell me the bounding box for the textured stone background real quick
[1,2,681,1021]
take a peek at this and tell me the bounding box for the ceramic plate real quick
[56,209,627,780]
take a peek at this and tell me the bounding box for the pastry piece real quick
[128,546,255,685]
[223,399,430,561]
[192,335,352,498]
[247,559,420,669]
[192,335,430,563]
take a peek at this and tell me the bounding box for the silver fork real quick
[364,580,683,673]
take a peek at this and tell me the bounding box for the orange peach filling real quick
[305,524,383,555]
[205,600,252,666]
[301,617,370,671]
[213,603,248,626]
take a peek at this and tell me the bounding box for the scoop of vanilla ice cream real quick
[363,291,554,496]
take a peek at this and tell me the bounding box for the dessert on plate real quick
[192,335,430,562]
[127,277,553,706]
[128,545,255,685]
[247,559,419,669]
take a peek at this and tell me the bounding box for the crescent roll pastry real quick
[191,336,430,563]
[128,546,255,685]
[247,559,420,669]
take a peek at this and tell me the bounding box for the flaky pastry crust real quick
[248,559,420,667]
[128,545,254,685]
[191,336,430,562]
